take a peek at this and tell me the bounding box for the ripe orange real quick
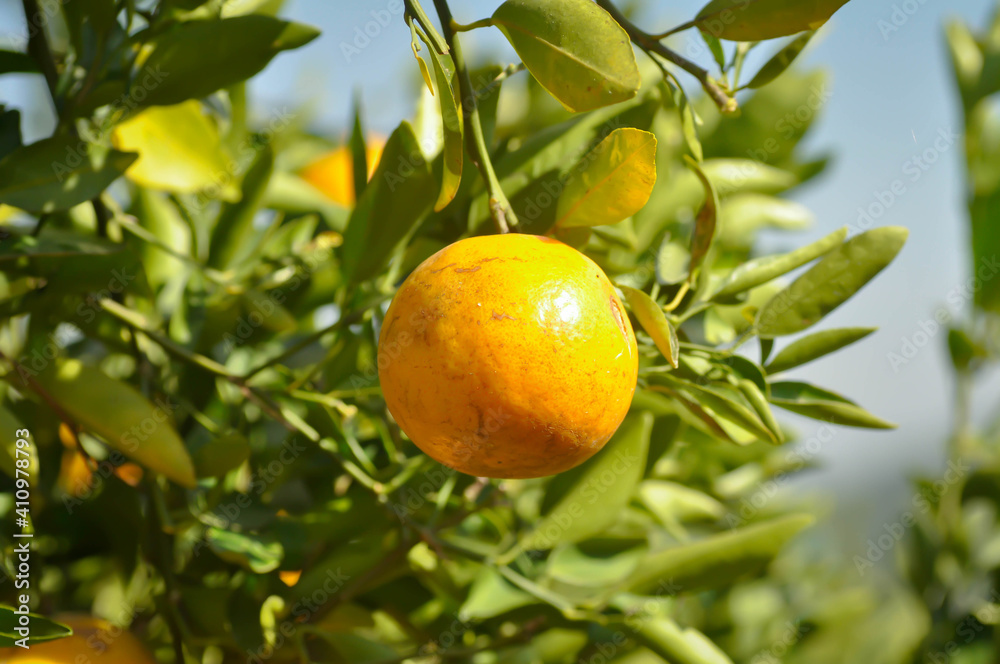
[378,234,638,479]
[299,141,383,207]
[0,614,156,663]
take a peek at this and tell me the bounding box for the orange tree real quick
[0,0,911,662]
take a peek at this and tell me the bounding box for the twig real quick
[594,0,737,113]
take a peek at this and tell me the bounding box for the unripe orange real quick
[378,234,638,479]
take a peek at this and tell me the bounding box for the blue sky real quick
[2,0,999,541]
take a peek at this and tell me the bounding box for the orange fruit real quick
[378,234,638,479]
[299,141,383,207]
[0,614,156,663]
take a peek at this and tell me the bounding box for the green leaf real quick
[512,413,652,555]
[649,373,777,444]
[137,15,320,107]
[718,193,813,244]
[633,617,734,664]
[0,136,136,213]
[701,159,797,194]
[700,31,727,74]
[623,514,814,593]
[735,378,784,443]
[460,566,536,620]
[492,0,641,112]
[745,31,815,89]
[755,226,908,337]
[340,121,435,285]
[193,433,250,478]
[207,527,284,573]
[0,229,123,262]
[695,0,849,42]
[0,405,38,487]
[419,33,463,212]
[207,144,274,269]
[766,327,876,373]
[667,79,703,162]
[555,128,657,228]
[768,381,895,428]
[0,50,40,75]
[0,606,73,647]
[112,101,237,198]
[349,95,370,204]
[656,238,690,286]
[35,359,197,487]
[620,286,679,368]
[712,226,847,299]
[640,480,725,525]
[546,545,644,588]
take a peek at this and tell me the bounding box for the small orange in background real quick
[378,234,638,479]
[0,613,156,663]
[299,140,384,207]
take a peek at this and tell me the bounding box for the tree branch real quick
[594,0,737,113]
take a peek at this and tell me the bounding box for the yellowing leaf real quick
[620,286,679,368]
[492,0,641,112]
[36,359,196,488]
[113,101,238,199]
[555,128,656,228]
[695,0,850,42]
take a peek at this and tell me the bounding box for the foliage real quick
[0,0,947,662]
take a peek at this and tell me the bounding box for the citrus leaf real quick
[719,193,813,244]
[649,373,776,443]
[207,528,284,573]
[341,121,435,285]
[695,0,850,42]
[755,226,908,337]
[35,359,196,487]
[623,514,814,593]
[736,378,784,443]
[633,617,734,664]
[620,286,679,368]
[193,433,250,478]
[0,136,136,213]
[419,33,463,212]
[460,566,536,621]
[0,607,73,647]
[138,15,320,107]
[513,413,652,554]
[112,101,237,198]
[555,128,657,228]
[701,159,797,195]
[712,226,847,299]
[0,405,38,487]
[768,381,895,428]
[666,79,703,162]
[207,144,274,269]
[492,0,641,112]
[640,480,726,525]
[745,31,815,89]
[766,327,876,373]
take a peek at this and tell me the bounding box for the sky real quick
[2,0,999,544]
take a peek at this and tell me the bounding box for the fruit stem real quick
[428,0,518,233]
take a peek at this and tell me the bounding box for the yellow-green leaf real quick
[35,359,196,487]
[420,33,464,212]
[620,286,679,368]
[511,413,652,556]
[113,101,238,198]
[492,0,641,112]
[555,128,656,228]
[695,0,850,42]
